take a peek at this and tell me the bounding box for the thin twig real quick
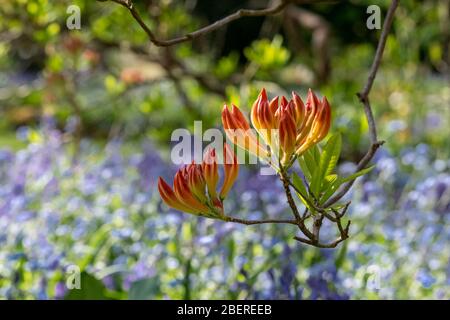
[294,234,347,248]
[312,215,324,242]
[280,170,314,239]
[323,0,399,207]
[106,0,290,47]
[302,208,310,220]
[293,204,350,248]
[224,216,298,225]
[359,0,399,101]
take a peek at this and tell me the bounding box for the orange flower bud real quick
[202,148,219,199]
[291,91,305,127]
[173,169,210,214]
[158,146,240,217]
[222,104,269,159]
[220,143,239,198]
[158,177,199,214]
[279,111,297,166]
[296,92,331,156]
[223,87,332,168]
[187,164,207,203]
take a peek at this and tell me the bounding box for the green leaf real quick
[322,134,342,177]
[335,240,348,269]
[292,173,309,199]
[331,203,347,210]
[340,165,375,184]
[292,173,313,210]
[298,157,312,180]
[311,134,341,198]
[310,164,322,198]
[320,176,342,204]
[312,145,321,165]
[227,238,236,265]
[78,224,112,270]
[214,52,239,79]
[322,174,338,191]
[301,148,318,180]
[319,166,375,204]
[65,272,109,300]
[302,146,322,197]
[128,278,161,300]
[244,35,290,70]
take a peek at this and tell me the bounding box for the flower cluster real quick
[158,143,239,218]
[222,88,331,167]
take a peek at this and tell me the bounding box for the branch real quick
[279,170,315,239]
[323,0,399,207]
[106,0,290,47]
[359,0,399,102]
[224,216,298,226]
[294,234,347,248]
[294,202,351,248]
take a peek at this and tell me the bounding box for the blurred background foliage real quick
[0,0,449,299]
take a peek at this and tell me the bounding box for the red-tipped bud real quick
[223,87,332,168]
[158,177,198,214]
[296,92,332,155]
[279,112,297,166]
[173,170,210,214]
[202,148,219,199]
[220,143,239,198]
[223,103,269,159]
[291,91,305,127]
[280,96,289,108]
[187,164,207,202]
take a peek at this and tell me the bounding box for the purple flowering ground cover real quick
[0,119,448,299]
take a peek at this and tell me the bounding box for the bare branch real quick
[106,0,290,47]
[224,216,298,226]
[294,234,347,248]
[323,0,399,207]
[359,0,399,101]
[280,170,315,240]
[312,215,324,241]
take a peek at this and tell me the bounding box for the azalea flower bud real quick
[222,104,269,159]
[158,143,239,218]
[202,148,219,199]
[220,143,239,198]
[222,87,332,169]
[279,111,297,166]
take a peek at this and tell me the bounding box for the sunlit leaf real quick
[65,272,109,300]
[292,172,312,210]
[298,156,312,180]
[322,133,342,177]
[340,165,375,184]
[320,178,342,204]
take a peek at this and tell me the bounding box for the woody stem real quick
[279,168,314,240]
